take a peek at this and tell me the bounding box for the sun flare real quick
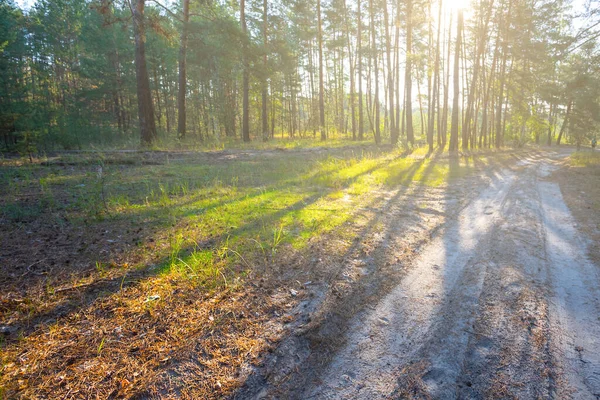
[443,0,472,11]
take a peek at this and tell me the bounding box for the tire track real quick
[303,170,517,399]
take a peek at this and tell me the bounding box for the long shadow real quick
[100,147,399,228]
[237,148,510,398]
[387,149,520,397]
[0,149,396,293]
[235,156,443,398]
[2,149,421,343]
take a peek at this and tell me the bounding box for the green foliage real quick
[0,0,598,151]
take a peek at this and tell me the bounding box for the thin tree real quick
[405,0,414,145]
[462,0,494,150]
[343,0,357,140]
[495,0,511,148]
[318,0,326,140]
[556,101,572,145]
[133,0,157,145]
[449,8,463,152]
[262,0,269,141]
[241,0,250,142]
[358,0,364,140]
[432,0,443,150]
[384,0,397,145]
[369,0,380,144]
[177,0,190,139]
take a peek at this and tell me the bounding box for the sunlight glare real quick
[444,0,472,11]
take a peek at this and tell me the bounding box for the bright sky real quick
[15,0,34,10]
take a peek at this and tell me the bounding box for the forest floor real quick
[1,145,599,399]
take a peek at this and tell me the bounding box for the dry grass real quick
[0,146,523,399]
[553,150,600,265]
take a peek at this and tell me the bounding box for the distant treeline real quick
[1,0,599,153]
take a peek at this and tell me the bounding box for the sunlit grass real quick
[0,144,491,287]
[153,134,376,152]
[570,151,600,167]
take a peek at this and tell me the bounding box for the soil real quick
[238,148,600,399]
[4,147,599,399]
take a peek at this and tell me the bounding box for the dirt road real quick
[243,151,600,399]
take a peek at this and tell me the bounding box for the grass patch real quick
[0,143,508,399]
[570,151,600,167]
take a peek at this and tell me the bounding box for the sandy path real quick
[292,151,600,399]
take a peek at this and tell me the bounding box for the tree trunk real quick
[343,0,357,140]
[495,0,511,148]
[462,0,494,150]
[262,0,269,141]
[318,0,326,140]
[405,0,414,145]
[369,0,380,144]
[546,102,553,146]
[430,0,443,152]
[556,101,571,146]
[241,0,250,142]
[441,10,452,149]
[449,9,462,152]
[358,0,364,140]
[133,0,157,145]
[177,0,190,138]
[384,1,397,146]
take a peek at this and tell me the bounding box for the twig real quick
[21,259,47,277]
[54,279,111,294]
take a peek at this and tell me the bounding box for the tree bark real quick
[405,0,414,145]
[556,101,571,145]
[262,0,269,141]
[241,0,250,142]
[343,0,357,140]
[384,1,397,145]
[133,0,157,145]
[358,0,364,140]
[318,0,326,140]
[449,9,463,152]
[369,0,380,144]
[177,0,190,139]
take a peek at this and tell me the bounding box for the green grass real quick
[0,144,491,289]
[570,151,600,167]
[135,134,378,153]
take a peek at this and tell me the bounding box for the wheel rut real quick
[237,151,600,400]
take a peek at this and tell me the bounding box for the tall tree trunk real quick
[262,0,269,141]
[546,102,554,146]
[495,0,511,148]
[318,0,326,140]
[369,0,380,144]
[152,63,163,128]
[556,101,571,145]
[430,0,443,152]
[177,0,190,138]
[384,1,397,145]
[480,27,499,147]
[344,0,357,140]
[405,0,414,145]
[358,0,364,140]
[133,0,157,145]
[449,9,463,152]
[395,2,401,139]
[462,0,494,150]
[441,10,452,149]
[241,0,250,142]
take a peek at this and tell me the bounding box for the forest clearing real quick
[1,145,599,398]
[3,0,600,397]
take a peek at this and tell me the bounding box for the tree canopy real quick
[1,0,599,152]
